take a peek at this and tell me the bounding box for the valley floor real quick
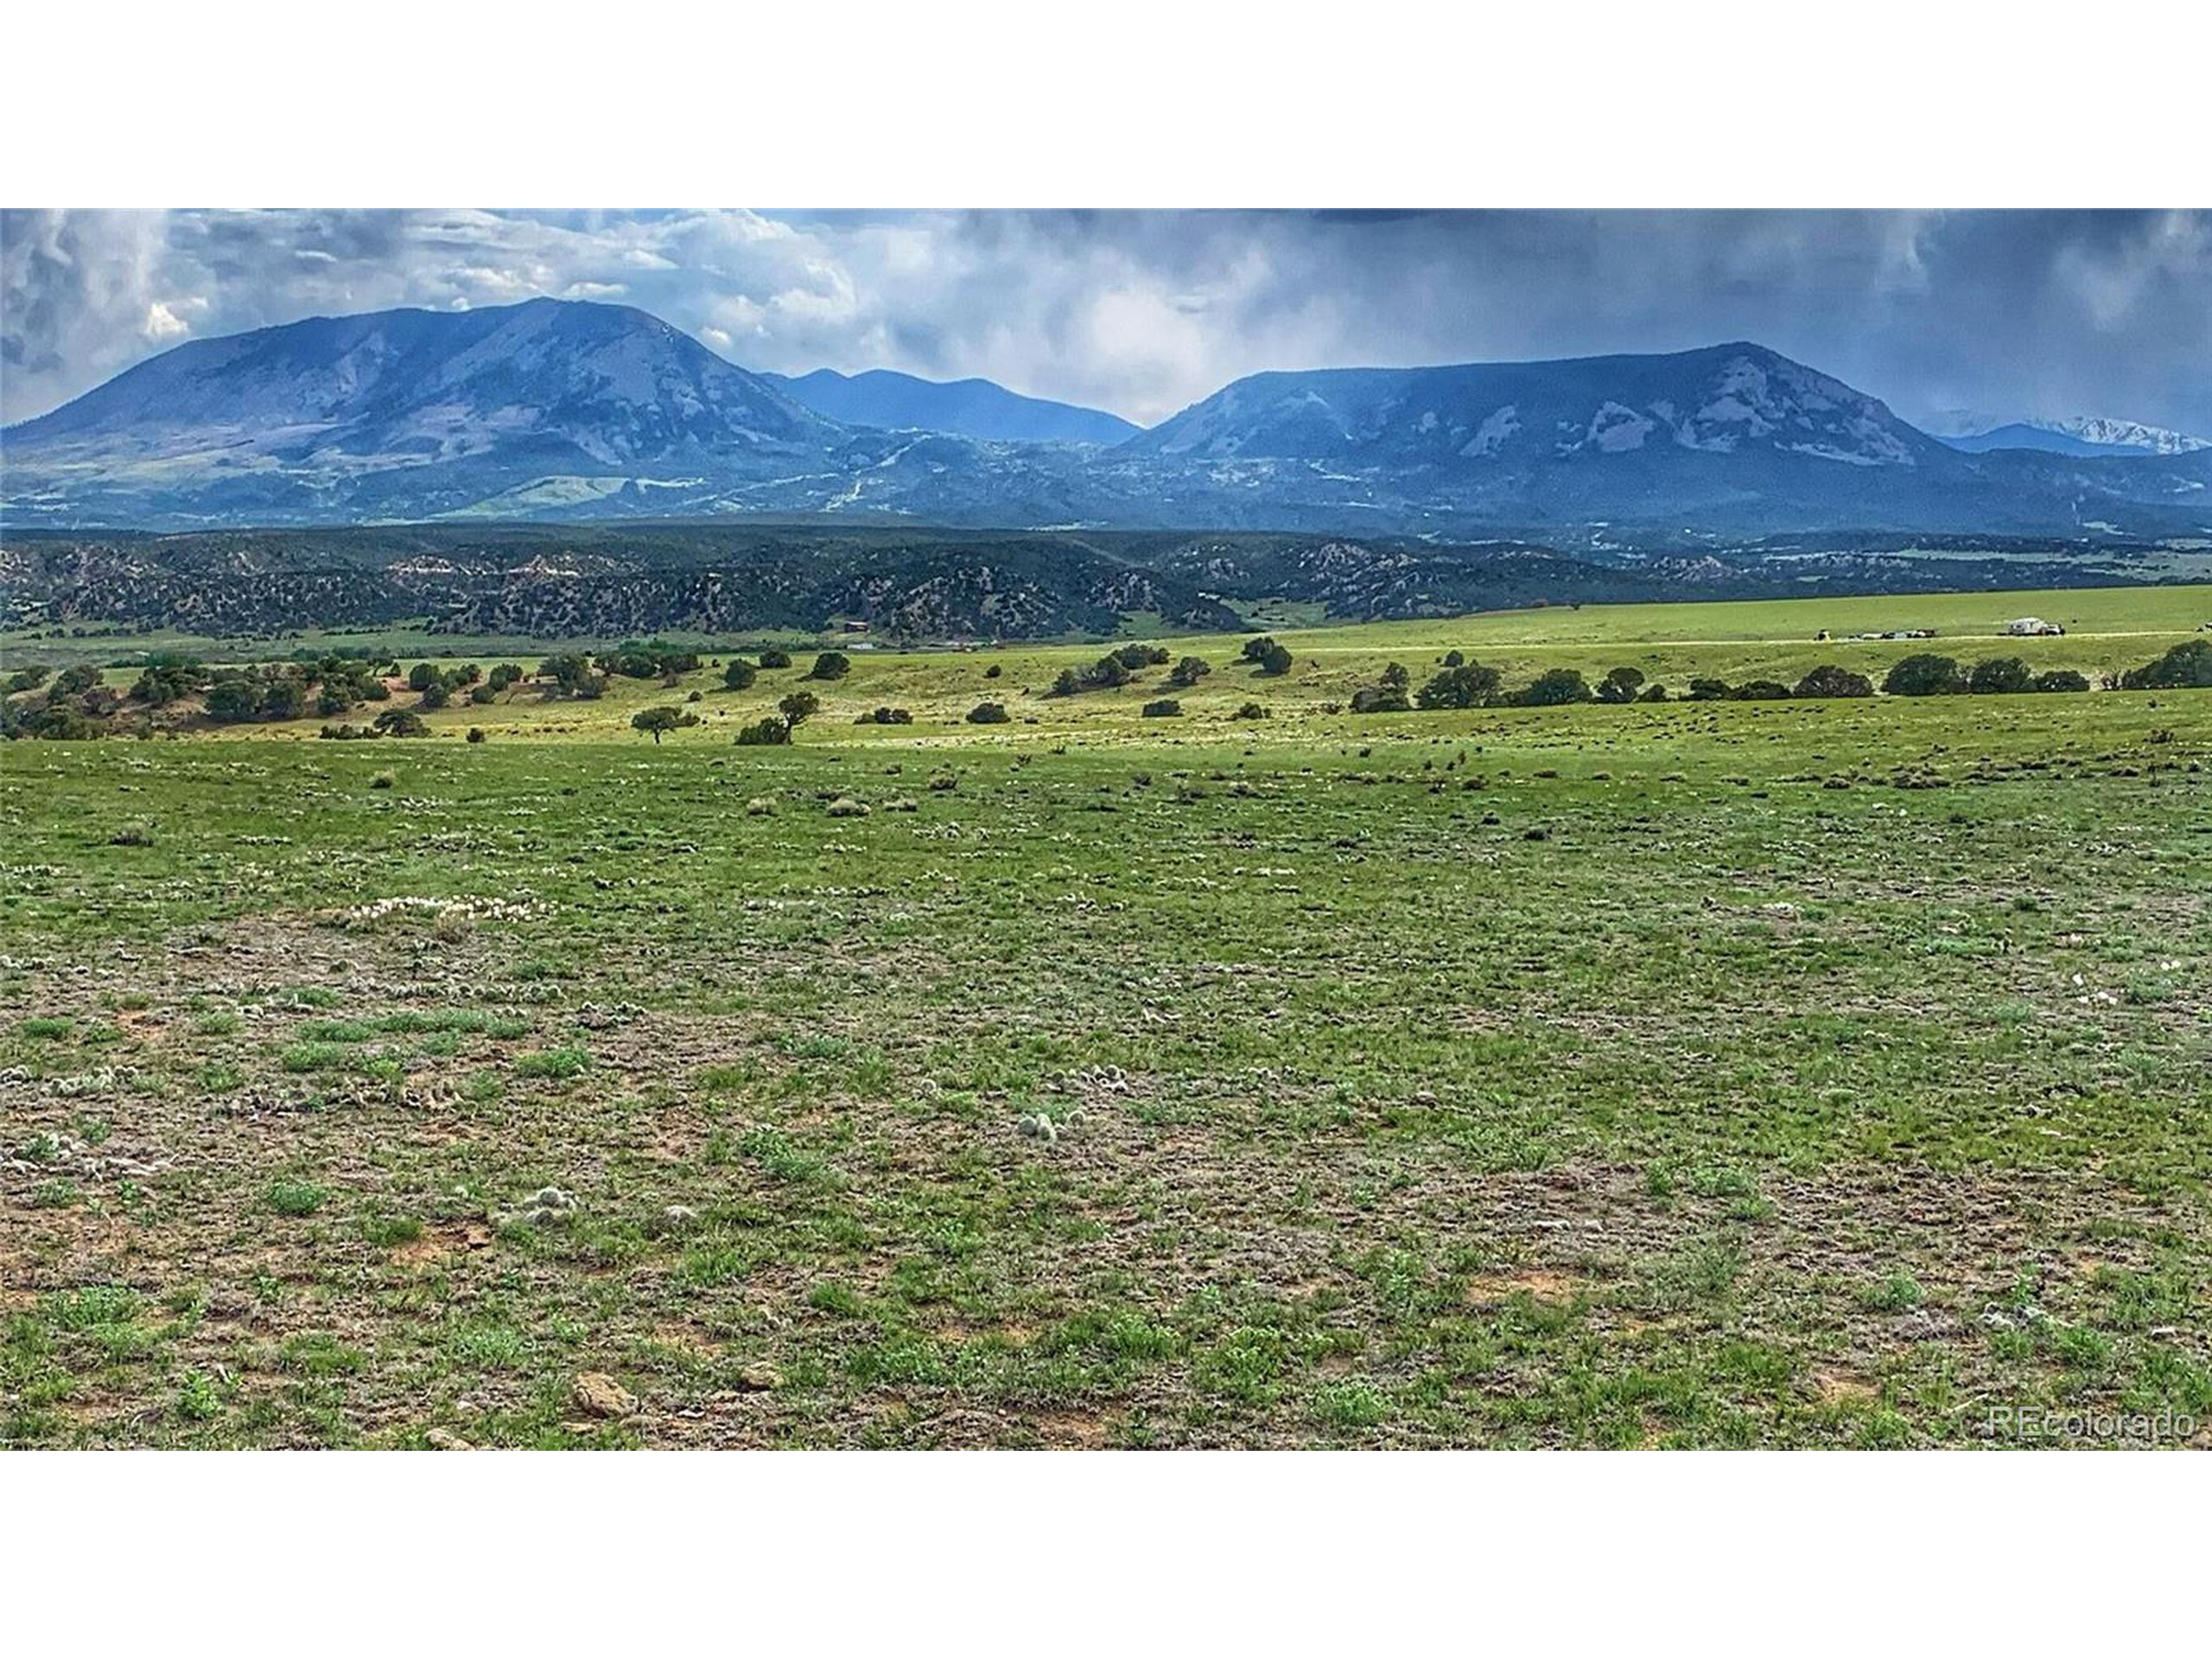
[3,601,2209,1447]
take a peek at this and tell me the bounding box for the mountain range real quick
[760,367,1141,445]
[1933,415,2211,459]
[5,297,2208,545]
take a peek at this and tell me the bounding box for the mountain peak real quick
[1126,340,1936,469]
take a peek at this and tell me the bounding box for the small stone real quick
[574,1372,638,1418]
[425,1428,473,1451]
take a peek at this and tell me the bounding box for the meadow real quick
[3,584,2208,1447]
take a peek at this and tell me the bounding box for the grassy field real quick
[3,586,2209,1447]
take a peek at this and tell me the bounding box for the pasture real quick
[2,585,2208,1446]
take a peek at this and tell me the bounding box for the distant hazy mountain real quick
[1936,416,2212,459]
[6,302,2208,544]
[761,367,1140,445]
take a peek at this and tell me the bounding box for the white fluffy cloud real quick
[4,208,2208,435]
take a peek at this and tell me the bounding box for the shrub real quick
[1513,669,1593,707]
[467,727,486,744]
[265,1180,327,1217]
[778,691,821,728]
[1168,656,1212,689]
[372,709,429,737]
[1733,680,1791,701]
[1794,664,1874,699]
[735,716,791,746]
[984,663,1003,678]
[855,706,912,725]
[966,702,1011,724]
[808,651,852,682]
[1967,657,2033,696]
[1141,698,1182,718]
[722,658,759,691]
[756,648,793,670]
[826,797,870,818]
[1416,661,1501,709]
[2119,639,2212,690]
[1884,653,1965,696]
[1595,666,1646,704]
[1233,701,1269,720]
[2031,669,2092,693]
[369,770,397,790]
[1687,677,1733,702]
[1242,637,1294,676]
[417,680,451,710]
[109,819,156,848]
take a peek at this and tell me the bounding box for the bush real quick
[722,658,759,691]
[1242,637,1295,676]
[808,651,852,682]
[466,727,486,744]
[1416,661,1501,709]
[1734,679,1791,701]
[1687,677,1733,702]
[756,648,793,670]
[109,819,156,848]
[1884,654,1965,696]
[778,690,821,728]
[1233,701,1269,720]
[827,797,870,818]
[1967,657,2032,696]
[372,709,429,738]
[2119,639,2212,690]
[2031,669,2092,693]
[1513,669,1593,707]
[966,701,1011,724]
[855,706,912,725]
[1595,666,1646,704]
[734,716,791,746]
[1168,656,1212,689]
[984,663,1003,678]
[1794,664,1874,699]
[1141,699,1182,718]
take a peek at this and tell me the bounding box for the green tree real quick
[2119,639,2212,690]
[779,690,822,728]
[1884,654,1965,696]
[808,652,852,682]
[722,658,759,691]
[1514,669,1593,707]
[1794,664,1874,699]
[632,707,684,744]
[1595,666,1647,704]
[1967,657,2032,696]
[1416,662,1502,709]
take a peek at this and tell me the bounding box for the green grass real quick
[3,586,2208,1448]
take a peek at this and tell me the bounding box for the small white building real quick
[2004,617,2066,637]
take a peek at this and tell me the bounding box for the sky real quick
[3,208,2207,436]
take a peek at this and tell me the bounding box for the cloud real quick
[4,208,2208,435]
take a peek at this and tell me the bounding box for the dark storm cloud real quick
[3,208,2206,435]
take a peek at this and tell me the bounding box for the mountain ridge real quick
[760,366,1140,446]
[6,299,2207,545]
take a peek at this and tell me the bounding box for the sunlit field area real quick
[3,585,2208,1446]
